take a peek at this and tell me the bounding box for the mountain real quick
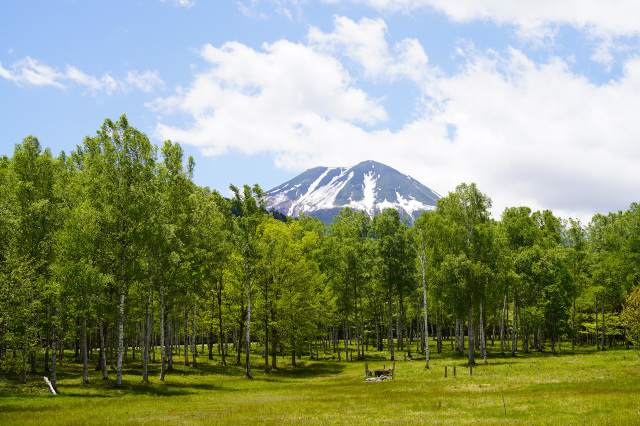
[266,160,441,224]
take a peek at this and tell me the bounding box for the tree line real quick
[1,115,639,390]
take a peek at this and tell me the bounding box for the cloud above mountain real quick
[150,14,640,223]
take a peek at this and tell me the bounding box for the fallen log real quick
[43,377,57,395]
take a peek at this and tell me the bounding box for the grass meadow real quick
[1,340,639,425]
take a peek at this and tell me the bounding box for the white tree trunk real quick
[143,294,150,382]
[422,267,429,368]
[455,318,460,355]
[116,289,125,386]
[82,307,88,383]
[500,295,506,355]
[480,303,487,364]
[468,304,475,365]
[245,270,253,378]
[511,296,517,356]
[192,300,197,367]
[184,308,189,366]
[160,290,166,381]
[389,303,394,361]
[51,307,58,390]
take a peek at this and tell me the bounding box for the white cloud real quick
[308,15,436,88]
[126,70,165,93]
[325,0,640,37]
[0,56,164,95]
[159,0,195,8]
[418,47,640,222]
[237,0,305,20]
[0,56,65,88]
[150,16,640,222]
[326,0,640,70]
[66,65,110,92]
[149,37,387,155]
[309,16,392,79]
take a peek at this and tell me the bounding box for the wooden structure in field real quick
[365,362,395,379]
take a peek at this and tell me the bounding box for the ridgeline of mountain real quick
[266,160,441,224]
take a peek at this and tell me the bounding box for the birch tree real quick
[409,211,439,368]
[372,209,416,361]
[438,183,491,365]
[79,115,156,386]
[230,184,267,378]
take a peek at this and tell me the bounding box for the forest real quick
[1,115,639,393]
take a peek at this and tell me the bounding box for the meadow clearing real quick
[1,341,639,425]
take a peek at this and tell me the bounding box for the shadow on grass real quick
[262,361,346,380]
[57,379,230,397]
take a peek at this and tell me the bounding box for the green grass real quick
[1,341,639,424]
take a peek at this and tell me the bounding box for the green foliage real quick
[620,286,640,346]
[2,116,640,398]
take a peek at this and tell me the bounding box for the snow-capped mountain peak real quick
[266,160,440,224]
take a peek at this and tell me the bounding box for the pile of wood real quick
[365,375,391,382]
[364,362,395,381]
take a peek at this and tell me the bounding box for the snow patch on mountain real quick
[285,168,353,216]
[375,193,432,216]
[347,171,378,215]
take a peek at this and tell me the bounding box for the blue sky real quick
[2,0,640,223]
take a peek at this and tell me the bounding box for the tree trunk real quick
[468,304,475,365]
[209,327,214,360]
[168,314,173,370]
[51,307,59,391]
[571,295,576,351]
[480,303,487,364]
[192,300,197,367]
[455,317,460,355]
[437,304,443,354]
[184,308,189,366]
[355,296,361,359]
[388,302,394,361]
[344,319,349,361]
[245,266,253,378]
[264,279,270,373]
[537,326,542,351]
[492,320,495,347]
[236,323,243,365]
[271,311,278,370]
[82,307,88,383]
[511,297,517,356]
[44,307,50,373]
[21,342,27,384]
[601,295,606,351]
[99,318,108,379]
[143,294,150,382]
[116,287,125,386]
[217,271,226,366]
[595,294,600,350]
[397,300,403,352]
[421,268,429,368]
[160,290,166,381]
[523,308,529,354]
[151,307,156,363]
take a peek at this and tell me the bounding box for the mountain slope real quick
[266,160,441,224]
